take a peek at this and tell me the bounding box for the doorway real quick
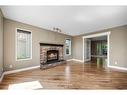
[83,32,110,68]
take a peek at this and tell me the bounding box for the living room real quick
[0,5,127,92]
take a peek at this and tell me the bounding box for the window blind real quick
[16,29,32,60]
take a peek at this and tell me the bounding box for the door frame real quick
[82,32,111,67]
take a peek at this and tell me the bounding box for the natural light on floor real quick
[8,81,43,90]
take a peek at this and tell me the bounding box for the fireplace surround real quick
[40,43,66,69]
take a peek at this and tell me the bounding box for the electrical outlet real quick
[115,61,118,65]
[9,65,13,68]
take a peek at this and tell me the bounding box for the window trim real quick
[65,38,71,56]
[15,28,32,61]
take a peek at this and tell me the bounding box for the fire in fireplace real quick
[47,50,59,63]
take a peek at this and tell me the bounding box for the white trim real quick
[86,39,91,61]
[84,59,91,62]
[15,28,32,61]
[82,32,111,68]
[82,32,111,39]
[4,65,40,75]
[107,32,110,67]
[83,37,85,62]
[0,65,40,83]
[65,38,71,56]
[109,65,127,71]
[72,59,84,62]
[0,73,5,83]
[67,59,84,63]
[67,59,73,61]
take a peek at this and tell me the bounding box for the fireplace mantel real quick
[40,43,63,47]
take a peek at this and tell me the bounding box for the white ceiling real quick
[1,6,127,36]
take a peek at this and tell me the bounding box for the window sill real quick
[16,58,32,61]
[65,54,71,56]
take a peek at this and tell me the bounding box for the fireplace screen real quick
[47,50,59,62]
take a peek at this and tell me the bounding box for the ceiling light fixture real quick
[53,27,62,32]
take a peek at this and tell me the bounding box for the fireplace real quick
[40,43,65,65]
[40,43,66,69]
[47,50,59,63]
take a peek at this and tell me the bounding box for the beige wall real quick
[0,9,3,76]
[4,18,72,71]
[109,26,127,68]
[72,25,127,68]
[2,15,127,71]
[72,36,83,60]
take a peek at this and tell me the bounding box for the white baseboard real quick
[72,59,84,63]
[67,59,73,61]
[108,65,127,71]
[84,59,91,62]
[0,72,5,83]
[4,65,40,75]
[0,65,40,83]
[67,59,84,63]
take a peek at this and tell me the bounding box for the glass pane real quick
[65,39,71,55]
[66,47,69,54]
[17,29,31,60]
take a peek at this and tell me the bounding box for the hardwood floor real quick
[0,61,127,89]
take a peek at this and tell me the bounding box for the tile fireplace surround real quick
[40,43,66,69]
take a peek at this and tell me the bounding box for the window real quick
[65,39,71,55]
[16,29,32,61]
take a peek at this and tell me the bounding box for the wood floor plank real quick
[0,61,127,89]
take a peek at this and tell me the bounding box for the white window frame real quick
[65,38,71,56]
[16,28,32,61]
